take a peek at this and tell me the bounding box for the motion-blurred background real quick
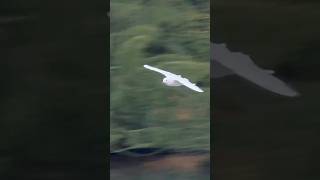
[212,0,320,180]
[0,1,107,179]
[110,0,210,179]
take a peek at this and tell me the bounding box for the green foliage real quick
[110,0,210,153]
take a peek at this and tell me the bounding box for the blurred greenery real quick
[110,0,210,153]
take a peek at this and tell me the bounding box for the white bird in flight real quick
[143,65,204,93]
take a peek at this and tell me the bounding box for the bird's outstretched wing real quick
[143,65,177,77]
[211,43,299,97]
[144,64,204,92]
[176,77,204,92]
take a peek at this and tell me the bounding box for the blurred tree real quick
[110,0,210,153]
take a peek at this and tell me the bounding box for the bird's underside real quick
[166,79,182,87]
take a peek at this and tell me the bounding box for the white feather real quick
[143,65,204,93]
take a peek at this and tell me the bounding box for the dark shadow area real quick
[212,1,320,180]
[0,1,108,179]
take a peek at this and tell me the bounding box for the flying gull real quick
[144,65,204,93]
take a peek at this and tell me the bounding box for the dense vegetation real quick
[110,0,210,153]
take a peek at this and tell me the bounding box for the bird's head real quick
[162,77,168,84]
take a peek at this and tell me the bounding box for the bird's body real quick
[144,65,204,92]
[162,77,182,86]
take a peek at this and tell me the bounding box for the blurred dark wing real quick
[212,60,234,78]
[211,43,299,97]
